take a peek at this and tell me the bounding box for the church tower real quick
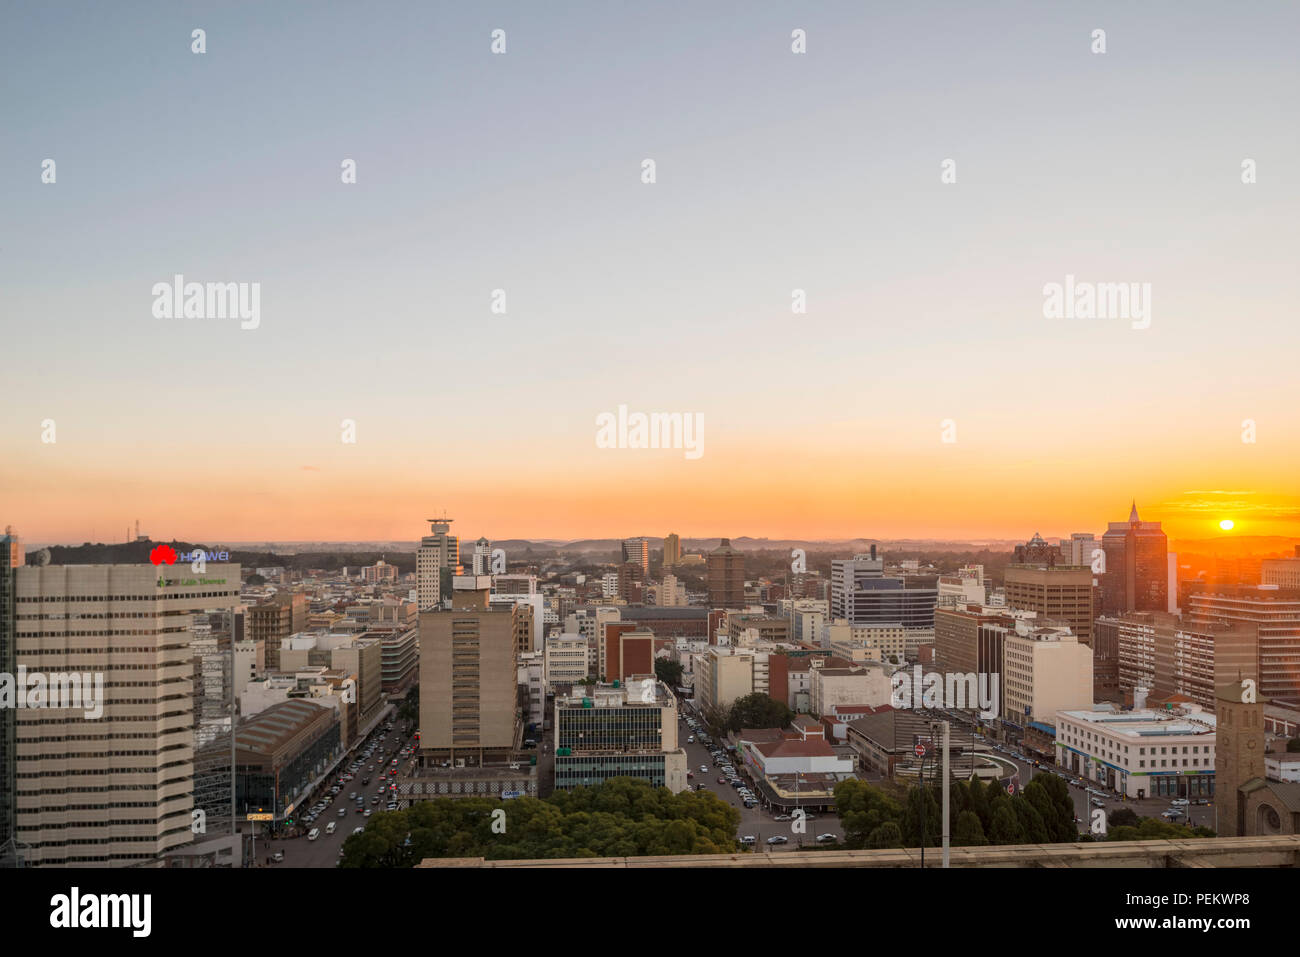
[1214,679,1268,837]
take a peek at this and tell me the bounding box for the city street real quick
[266,722,416,868]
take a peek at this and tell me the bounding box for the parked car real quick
[774,814,792,822]
[1089,798,1105,808]
[739,835,756,845]
[364,809,373,817]
[386,802,399,811]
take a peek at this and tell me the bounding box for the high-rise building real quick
[663,533,681,568]
[418,575,521,762]
[553,680,686,791]
[830,549,884,619]
[1001,624,1093,724]
[831,547,936,657]
[471,537,492,576]
[934,604,1011,677]
[3,562,239,866]
[707,538,746,608]
[417,516,460,611]
[1187,586,1300,702]
[621,537,649,575]
[1262,550,1300,589]
[1058,533,1100,568]
[246,592,307,670]
[0,526,22,568]
[1003,563,1095,647]
[1099,502,1168,615]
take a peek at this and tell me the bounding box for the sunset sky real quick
[2,2,1297,545]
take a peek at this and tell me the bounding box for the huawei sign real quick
[149,545,177,566]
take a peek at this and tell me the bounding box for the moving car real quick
[386,802,399,811]
[766,836,788,845]
[1089,798,1105,808]
[774,814,792,822]
[338,807,347,817]
[1161,809,1185,820]
[816,833,837,843]
[326,821,337,834]
[271,851,284,862]
[307,828,321,841]
[700,766,708,773]
[1171,798,1190,807]
[353,826,365,835]
[364,809,373,817]
[739,835,756,845]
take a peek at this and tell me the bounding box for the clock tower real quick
[1214,679,1267,837]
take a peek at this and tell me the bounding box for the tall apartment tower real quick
[621,537,650,575]
[418,575,521,763]
[1099,502,1168,615]
[707,538,746,608]
[663,533,681,568]
[4,562,239,866]
[417,516,460,611]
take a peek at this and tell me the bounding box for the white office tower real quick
[417,516,460,610]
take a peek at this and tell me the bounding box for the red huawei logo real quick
[150,545,177,566]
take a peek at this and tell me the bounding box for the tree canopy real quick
[339,777,741,867]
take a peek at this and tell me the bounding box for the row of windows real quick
[17,592,237,602]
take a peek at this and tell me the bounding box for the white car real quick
[1171,798,1190,807]
[307,828,321,841]
[739,835,756,845]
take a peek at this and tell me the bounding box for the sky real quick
[2,1,1298,545]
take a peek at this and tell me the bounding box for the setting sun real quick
[1219,519,1235,531]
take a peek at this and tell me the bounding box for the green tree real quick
[1010,795,1048,843]
[866,821,904,849]
[835,779,903,848]
[988,803,1024,844]
[1023,773,1076,842]
[1108,806,1140,829]
[953,810,988,846]
[654,658,684,688]
[901,786,941,847]
[726,693,793,732]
